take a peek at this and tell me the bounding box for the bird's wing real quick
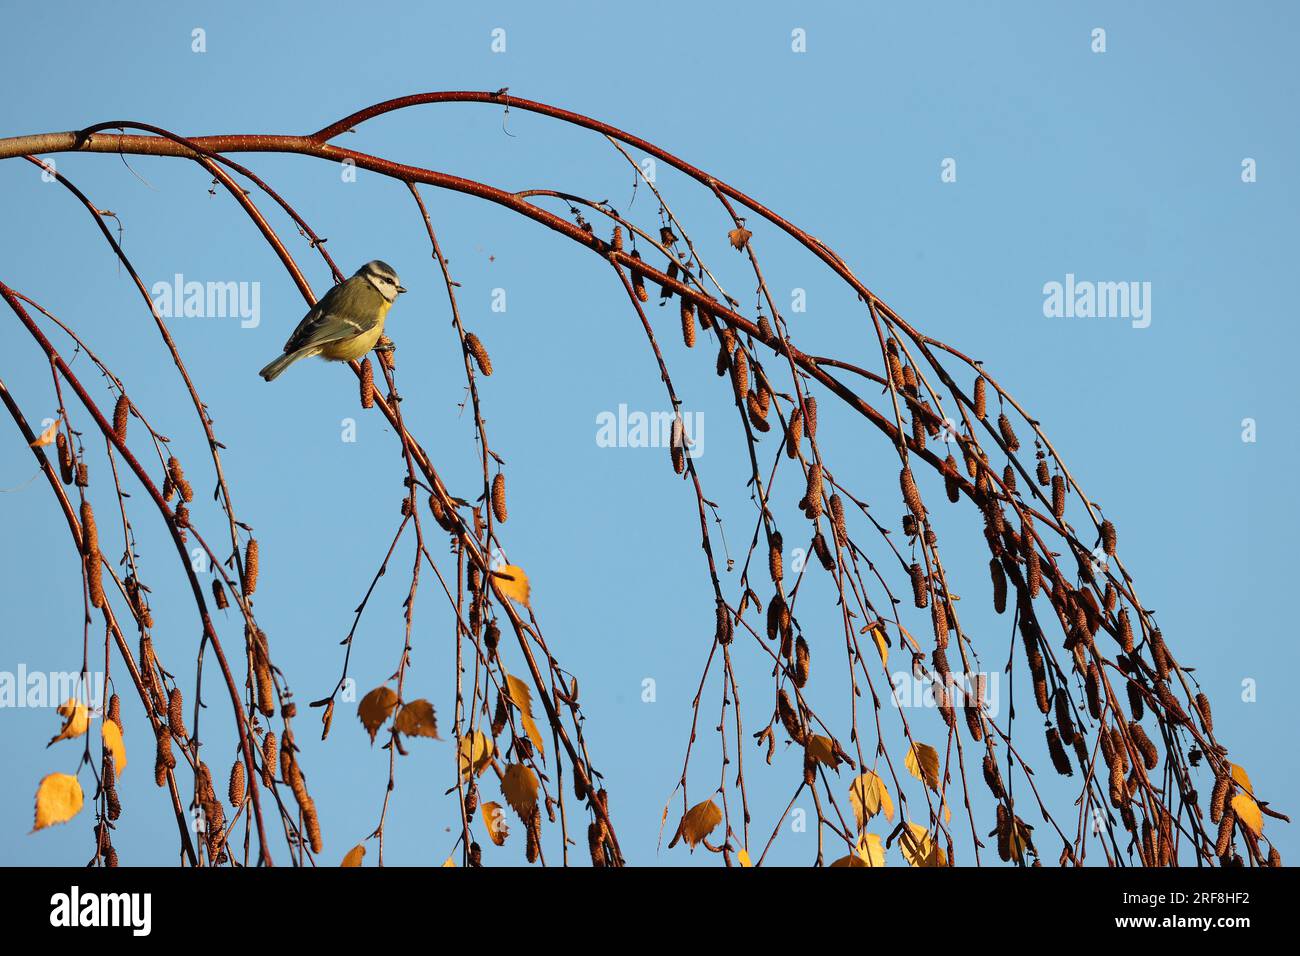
[282,309,375,353]
[280,283,377,353]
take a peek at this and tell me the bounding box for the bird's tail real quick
[259,349,310,381]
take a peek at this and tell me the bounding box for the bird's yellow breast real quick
[319,311,388,361]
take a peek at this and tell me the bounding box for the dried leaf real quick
[48,699,89,746]
[806,734,841,769]
[856,832,886,866]
[727,227,752,250]
[393,698,439,739]
[29,420,58,448]
[870,626,888,667]
[501,763,539,821]
[848,771,894,828]
[676,799,722,849]
[1232,792,1264,837]
[101,718,127,772]
[905,742,940,790]
[457,731,494,778]
[899,822,946,867]
[481,801,510,846]
[493,564,531,607]
[504,673,545,757]
[340,844,365,867]
[33,773,83,831]
[357,686,399,743]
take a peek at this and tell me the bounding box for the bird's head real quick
[356,260,406,301]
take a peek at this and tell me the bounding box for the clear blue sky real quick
[1,1,1295,866]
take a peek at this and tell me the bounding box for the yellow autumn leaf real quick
[737,847,752,867]
[493,564,531,607]
[33,773,83,831]
[806,734,841,769]
[340,844,365,867]
[48,699,89,746]
[29,420,58,448]
[501,763,539,821]
[504,673,545,757]
[357,686,399,743]
[675,799,722,849]
[481,801,510,846]
[393,698,439,739]
[870,626,888,667]
[829,853,868,867]
[905,742,940,790]
[457,730,494,778]
[856,832,886,866]
[441,857,457,867]
[1230,763,1255,796]
[727,226,752,250]
[848,771,894,828]
[1232,792,1264,837]
[101,718,127,773]
[899,822,946,867]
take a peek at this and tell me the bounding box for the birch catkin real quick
[491,473,507,524]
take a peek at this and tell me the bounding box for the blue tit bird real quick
[259,260,405,381]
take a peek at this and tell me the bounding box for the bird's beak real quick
[396,286,407,294]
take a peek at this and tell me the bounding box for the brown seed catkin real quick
[167,457,193,503]
[932,600,950,649]
[900,467,924,518]
[107,693,121,732]
[811,532,835,570]
[680,299,696,348]
[86,554,106,609]
[243,538,259,596]
[1210,773,1230,824]
[80,500,98,555]
[359,357,375,408]
[630,250,648,302]
[983,755,1004,799]
[944,455,961,503]
[778,690,803,743]
[1036,458,1050,486]
[1085,662,1102,719]
[1195,693,1214,734]
[793,636,810,688]
[56,432,74,484]
[1131,723,1159,770]
[1117,608,1133,653]
[731,347,748,402]
[829,493,847,543]
[465,332,493,376]
[262,731,278,785]
[1216,809,1235,857]
[746,391,770,431]
[1127,680,1145,721]
[211,578,229,610]
[113,395,129,443]
[229,761,246,805]
[1052,474,1066,520]
[1046,727,1073,776]
[910,562,929,608]
[491,473,507,524]
[1101,519,1117,556]
[973,376,987,419]
[804,464,823,517]
[1054,688,1076,745]
[167,687,186,739]
[1151,629,1172,681]
[990,558,1007,614]
[785,408,803,458]
[997,413,1020,452]
[803,397,818,439]
[611,224,623,251]
[768,533,783,585]
[75,462,88,487]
